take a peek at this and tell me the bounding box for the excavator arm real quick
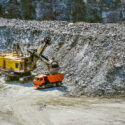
[27,36,59,74]
[39,55,59,74]
[27,37,51,70]
[37,37,51,55]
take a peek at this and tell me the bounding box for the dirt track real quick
[0,78,125,125]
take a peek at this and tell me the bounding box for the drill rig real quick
[0,37,53,82]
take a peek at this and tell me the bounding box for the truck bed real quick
[47,73,64,83]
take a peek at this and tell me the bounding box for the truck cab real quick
[33,75,46,88]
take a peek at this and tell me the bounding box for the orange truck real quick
[33,73,64,88]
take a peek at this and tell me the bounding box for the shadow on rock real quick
[5,81,33,87]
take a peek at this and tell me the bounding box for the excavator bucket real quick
[43,37,51,45]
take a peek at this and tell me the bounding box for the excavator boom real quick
[27,37,51,70]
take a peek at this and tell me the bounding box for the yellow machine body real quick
[0,52,29,73]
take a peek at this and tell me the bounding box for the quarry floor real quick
[0,78,125,125]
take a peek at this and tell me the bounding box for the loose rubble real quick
[0,18,125,96]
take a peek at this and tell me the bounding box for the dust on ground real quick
[0,77,125,125]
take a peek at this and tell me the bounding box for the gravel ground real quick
[0,78,125,125]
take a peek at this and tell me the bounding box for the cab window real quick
[15,63,18,68]
[40,78,43,81]
[34,78,39,81]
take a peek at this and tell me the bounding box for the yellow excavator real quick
[0,37,58,82]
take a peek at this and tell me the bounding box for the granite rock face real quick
[0,0,125,23]
[0,18,125,96]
